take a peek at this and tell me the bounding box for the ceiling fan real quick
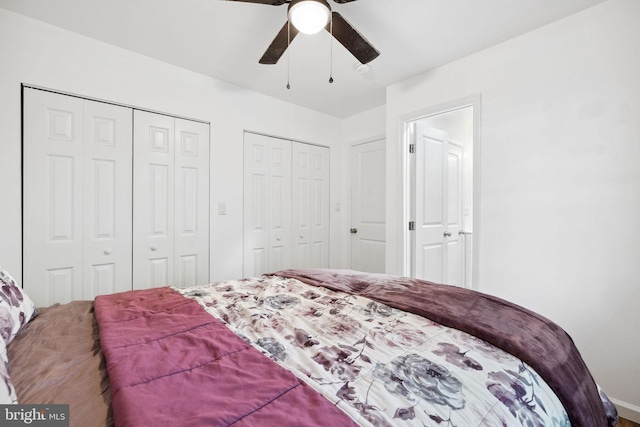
[228,0,380,65]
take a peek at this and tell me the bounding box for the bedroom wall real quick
[0,9,347,286]
[341,105,386,143]
[386,0,640,417]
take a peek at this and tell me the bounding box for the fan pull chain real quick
[328,14,334,84]
[286,20,291,90]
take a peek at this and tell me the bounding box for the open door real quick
[409,107,473,287]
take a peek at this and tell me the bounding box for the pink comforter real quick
[94,287,356,426]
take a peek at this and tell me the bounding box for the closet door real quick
[133,111,175,289]
[23,89,133,307]
[83,99,133,298]
[174,118,210,287]
[133,111,209,289]
[243,133,292,277]
[268,137,292,272]
[292,143,330,268]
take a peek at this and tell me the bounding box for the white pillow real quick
[0,267,37,344]
[0,338,18,404]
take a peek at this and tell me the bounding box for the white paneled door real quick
[23,88,133,306]
[412,123,463,285]
[292,142,330,269]
[243,133,292,276]
[133,111,175,289]
[174,118,211,288]
[24,89,210,305]
[83,99,134,299]
[350,139,386,273]
[243,132,329,277]
[133,111,210,289]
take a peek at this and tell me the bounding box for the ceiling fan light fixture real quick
[288,0,331,35]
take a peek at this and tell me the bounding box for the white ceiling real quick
[0,0,606,118]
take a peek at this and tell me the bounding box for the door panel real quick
[133,111,175,289]
[350,139,386,273]
[47,267,75,305]
[310,149,329,268]
[243,133,292,276]
[413,125,447,282]
[83,99,133,297]
[174,118,210,287]
[150,164,170,234]
[267,138,292,273]
[24,90,84,306]
[243,133,270,277]
[292,146,310,267]
[48,155,76,242]
[413,124,465,286]
[23,89,133,306]
[292,143,329,269]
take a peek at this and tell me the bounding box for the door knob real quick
[104,248,112,255]
[444,231,452,237]
[151,245,158,251]
[350,228,358,234]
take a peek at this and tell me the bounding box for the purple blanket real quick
[94,287,356,426]
[272,269,612,427]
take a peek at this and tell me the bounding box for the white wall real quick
[386,0,640,415]
[341,105,386,144]
[0,9,346,286]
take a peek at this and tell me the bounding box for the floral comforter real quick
[179,275,572,427]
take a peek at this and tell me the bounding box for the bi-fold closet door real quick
[23,88,209,307]
[243,132,329,277]
[23,89,133,307]
[291,142,330,268]
[133,111,210,291]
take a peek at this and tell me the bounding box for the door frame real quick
[401,94,482,289]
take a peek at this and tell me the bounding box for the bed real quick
[1,267,618,426]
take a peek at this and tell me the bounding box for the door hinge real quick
[409,144,415,154]
[408,221,415,231]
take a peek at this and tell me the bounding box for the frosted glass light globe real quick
[289,1,330,35]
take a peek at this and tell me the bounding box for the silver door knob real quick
[350,228,358,234]
[444,231,452,237]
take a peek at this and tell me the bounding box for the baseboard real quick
[611,398,640,423]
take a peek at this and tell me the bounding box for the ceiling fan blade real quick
[226,0,286,5]
[328,11,379,64]
[259,21,299,64]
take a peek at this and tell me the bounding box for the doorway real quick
[406,102,478,288]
